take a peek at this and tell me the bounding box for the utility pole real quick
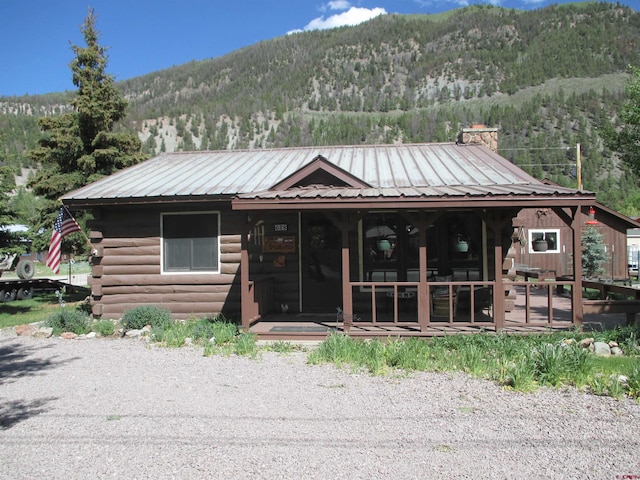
[576,143,582,190]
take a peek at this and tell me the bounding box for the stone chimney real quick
[456,124,498,153]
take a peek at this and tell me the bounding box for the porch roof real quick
[232,183,593,210]
[61,142,593,207]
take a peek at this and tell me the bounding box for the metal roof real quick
[61,143,591,205]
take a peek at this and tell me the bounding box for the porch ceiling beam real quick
[476,208,520,231]
[551,206,578,228]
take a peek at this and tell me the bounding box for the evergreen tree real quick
[582,226,608,278]
[27,8,146,252]
[0,166,16,253]
[603,65,640,177]
[28,8,145,202]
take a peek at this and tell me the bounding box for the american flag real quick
[46,207,82,274]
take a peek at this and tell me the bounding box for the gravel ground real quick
[1,335,639,480]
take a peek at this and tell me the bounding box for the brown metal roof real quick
[61,143,593,207]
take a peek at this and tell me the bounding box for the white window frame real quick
[161,211,220,274]
[528,228,560,254]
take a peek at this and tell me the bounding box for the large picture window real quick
[162,212,219,273]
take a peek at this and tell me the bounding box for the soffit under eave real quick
[63,194,233,209]
[231,195,596,211]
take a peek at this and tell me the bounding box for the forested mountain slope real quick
[1,2,640,212]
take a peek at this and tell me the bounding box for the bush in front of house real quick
[121,305,173,331]
[46,309,92,335]
[92,319,116,336]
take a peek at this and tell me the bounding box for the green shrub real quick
[92,320,115,336]
[46,309,91,335]
[233,332,258,357]
[122,305,173,331]
[159,322,192,347]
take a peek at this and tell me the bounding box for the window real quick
[162,212,219,273]
[528,229,560,253]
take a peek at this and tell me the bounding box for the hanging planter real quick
[532,239,548,252]
[377,238,391,251]
[453,234,469,253]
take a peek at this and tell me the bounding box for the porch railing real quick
[247,276,274,323]
[346,277,580,330]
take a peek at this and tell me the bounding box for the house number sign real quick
[274,224,288,232]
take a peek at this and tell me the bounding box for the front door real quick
[301,213,342,312]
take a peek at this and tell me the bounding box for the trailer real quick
[0,278,89,302]
[0,253,35,280]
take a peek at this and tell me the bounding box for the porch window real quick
[162,212,219,273]
[528,229,560,253]
[360,212,482,284]
[362,213,420,285]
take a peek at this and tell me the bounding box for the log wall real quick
[513,206,630,279]
[88,204,244,320]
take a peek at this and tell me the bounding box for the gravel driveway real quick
[1,335,639,479]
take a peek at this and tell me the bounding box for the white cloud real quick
[302,6,387,31]
[326,1,351,10]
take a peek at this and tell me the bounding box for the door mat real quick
[270,326,332,333]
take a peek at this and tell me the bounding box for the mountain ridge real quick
[1,2,640,211]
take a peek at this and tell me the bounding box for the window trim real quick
[528,228,560,254]
[161,211,220,274]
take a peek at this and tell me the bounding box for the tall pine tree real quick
[604,65,640,178]
[28,8,146,252]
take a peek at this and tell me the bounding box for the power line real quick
[498,146,572,152]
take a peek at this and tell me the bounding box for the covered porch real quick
[229,143,595,339]
[235,202,593,339]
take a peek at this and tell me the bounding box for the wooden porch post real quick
[492,224,505,331]
[552,206,584,328]
[240,219,251,332]
[417,213,429,331]
[341,222,352,331]
[401,211,439,332]
[326,211,354,331]
[571,208,584,327]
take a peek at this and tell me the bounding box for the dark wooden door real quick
[301,214,342,312]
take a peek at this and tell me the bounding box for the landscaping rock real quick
[579,337,594,348]
[61,332,77,340]
[85,332,97,339]
[593,341,611,356]
[0,326,18,337]
[32,327,53,338]
[611,346,624,356]
[15,324,32,336]
[125,329,142,338]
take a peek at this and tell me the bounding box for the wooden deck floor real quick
[249,287,632,341]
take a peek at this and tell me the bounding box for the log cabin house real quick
[61,128,597,338]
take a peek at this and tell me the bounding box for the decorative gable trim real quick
[270,155,371,191]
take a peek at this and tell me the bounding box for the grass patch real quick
[309,329,640,400]
[0,290,88,329]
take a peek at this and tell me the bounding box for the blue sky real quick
[0,0,636,97]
